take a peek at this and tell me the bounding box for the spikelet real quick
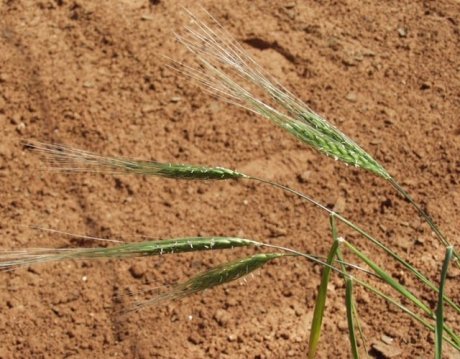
[0,237,259,270]
[174,10,390,179]
[27,141,247,180]
[130,253,285,311]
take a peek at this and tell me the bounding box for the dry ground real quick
[0,0,459,358]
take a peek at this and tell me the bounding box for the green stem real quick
[388,177,460,267]
[345,278,360,359]
[343,240,460,347]
[249,176,460,314]
[260,242,460,352]
[332,215,368,358]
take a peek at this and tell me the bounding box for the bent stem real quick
[343,240,460,347]
[248,176,460,314]
[388,177,459,268]
[261,243,460,351]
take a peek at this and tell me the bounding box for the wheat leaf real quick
[435,246,454,359]
[345,278,360,359]
[308,237,340,358]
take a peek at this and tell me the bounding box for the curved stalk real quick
[248,176,460,314]
[260,243,460,351]
[388,177,459,267]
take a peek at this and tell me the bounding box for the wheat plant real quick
[1,9,458,358]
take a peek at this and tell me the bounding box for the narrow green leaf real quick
[330,215,366,358]
[308,234,340,359]
[130,253,286,311]
[346,278,359,359]
[352,275,460,352]
[330,214,364,359]
[0,237,259,270]
[435,246,454,359]
[343,240,431,315]
[343,241,460,347]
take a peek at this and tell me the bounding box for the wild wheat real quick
[176,10,457,265]
[0,237,258,270]
[27,141,246,180]
[174,10,389,179]
[130,253,286,311]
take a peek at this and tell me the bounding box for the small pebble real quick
[129,263,146,279]
[345,92,357,102]
[397,27,407,37]
[213,309,230,327]
[371,341,402,358]
[227,334,237,342]
[381,334,394,345]
[83,81,94,88]
[141,104,157,114]
[333,196,346,213]
[338,320,348,331]
[187,333,202,345]
[16,122,26,133]
[297,170,311,183]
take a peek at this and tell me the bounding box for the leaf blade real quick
[308,235,340,358]
[435,246,454,359]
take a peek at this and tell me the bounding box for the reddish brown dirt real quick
[0,1,459,358]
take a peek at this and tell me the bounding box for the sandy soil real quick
[0,0,459,358]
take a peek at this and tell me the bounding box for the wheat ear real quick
[174,10,389,179]
[26,141,246,180]
[130,253,286,311]
[0,237,258,270]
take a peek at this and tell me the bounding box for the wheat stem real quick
[388,177,459,268]
[308,235,341,359]
[331,215,367,358]
[261,242,460,351]
[251,176,460,314]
